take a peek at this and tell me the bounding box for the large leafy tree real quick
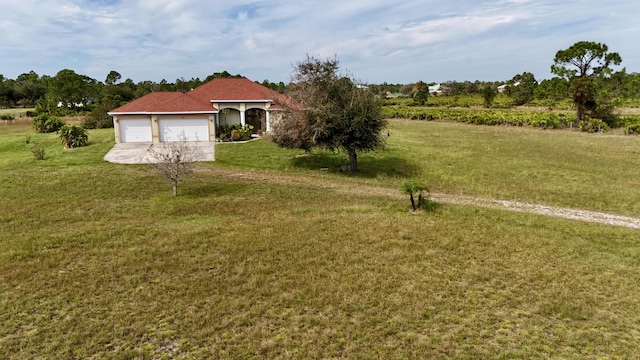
[46,69,100,110]
[506,72,537,105]
[271,55,387,172]
[105,70,122,85]
[0,74,12,108]
[411,80,429,105]
[534,77,570,103]
[13,71,47,107]
[551,41,622,124]
[481,86,496,108]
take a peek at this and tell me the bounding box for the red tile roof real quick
[109,77,299,114]
[188,77,287,103]
[109,92,217,114]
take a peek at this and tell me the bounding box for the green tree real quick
[271,55,387,172]
[0,74,11,108]
[534,77,570,104]
[413,89,429,105]
[14,71,47,107]
[204,71,243,82]
[441,81,466,96]
[105,70,122,85]
[551,41,622,124]
[465,81,480,94]
[481,86,496,108]
[506,72,537,105]
[625,73,640,103]
[134,80,157,98]
[399,181,432,212]
[47,69,100,110]
[33,114,65,133]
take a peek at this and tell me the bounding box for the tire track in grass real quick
[197,167,640,229]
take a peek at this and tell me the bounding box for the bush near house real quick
[217,124,254,142]
[32,114,65,133]
[59,124,88,148]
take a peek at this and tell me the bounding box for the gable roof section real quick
[108,92,217,115]
[188,77,293,109]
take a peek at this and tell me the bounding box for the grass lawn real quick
[1,120,639,358]
[0,108,35,119]
[217,119,640,216]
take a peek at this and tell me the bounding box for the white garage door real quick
[120,119,152,142]
[159,119,209,142]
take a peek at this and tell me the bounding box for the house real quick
[428,84,442,95]
[108,77,290,143]
[497,81,519,93]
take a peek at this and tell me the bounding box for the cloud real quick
[1,0,638,83]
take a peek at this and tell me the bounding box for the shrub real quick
[224,124,254,141]
[33,114,65,133]
[400,180,436,212]
[31,143,46,160]
[216,124,235,141]
[412,90,428,106]
[579,118,609,133]
[626,124,640,135]
[82,115,114,129]
[59,125,88,148]
[1,114,14,121]
[587,102,618,127]
[82,102,116,129]
[230,129,243,141]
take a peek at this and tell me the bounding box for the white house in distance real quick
[428,83,442,94]
[108,77,290,143]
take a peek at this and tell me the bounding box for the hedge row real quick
[383,107,573,129]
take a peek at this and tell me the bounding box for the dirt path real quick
[198,167,640,230]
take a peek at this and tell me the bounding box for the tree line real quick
[0,69,286,123]
[0,69,292,109]
[2,41,637,128]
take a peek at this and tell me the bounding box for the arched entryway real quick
[219,108,241,126]
[246,108,266,134]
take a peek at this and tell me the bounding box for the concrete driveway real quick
[104,142,215,164]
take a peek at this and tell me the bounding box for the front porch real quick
[215,102,273,134]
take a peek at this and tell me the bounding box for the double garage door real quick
[159,119,209,142]
[120,118,210,142]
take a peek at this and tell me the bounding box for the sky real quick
[1,0,639,85]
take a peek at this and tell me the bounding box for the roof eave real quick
[210,99,273,103]
[108,110,219,116]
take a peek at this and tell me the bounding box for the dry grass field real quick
[1,119,639,358]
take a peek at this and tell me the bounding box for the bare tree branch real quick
[148,134,196,196]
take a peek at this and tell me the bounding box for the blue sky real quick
[1,0,638,84]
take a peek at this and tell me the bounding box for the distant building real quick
[428,84,442,94]
[498,81,519,93]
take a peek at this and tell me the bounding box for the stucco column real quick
[240,110,246,127]
[151,115,160,143]
[265,111,271,132]
[209,114,216,141]
[113,116,121,143]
